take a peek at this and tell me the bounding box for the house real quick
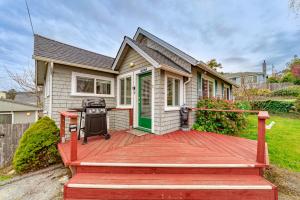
[0,91,6,99]
[33,27,237,134]
[225,60,267,87]
[0,99,40,124]
[14,92,38,106]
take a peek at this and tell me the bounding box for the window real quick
[223,86,230,100]
[0,113,12,124]
[165,74,182,110]
[72,72,114,97]
[119,76,132,105]
[202,78,214,98]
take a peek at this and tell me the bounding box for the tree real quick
[6,89,17,100]
[6,66,42,107]
[289,0,300,14]
[207,59,222,71]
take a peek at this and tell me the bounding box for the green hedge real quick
[13,117,60,173]
[192,99,248,135]
[271,86,300,97]
[295,97,300,112]
[251,100,294,113]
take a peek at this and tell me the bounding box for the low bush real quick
[192,98,248,135]
[295,97,300,112]
[271,86,300,97]
[235,101,252,110]
[251,100,294,113]
[13,117,60,173]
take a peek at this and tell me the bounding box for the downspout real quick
[49,62,54,118]
[183,77,191,105]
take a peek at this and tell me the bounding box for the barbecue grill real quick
[78,98,111,144]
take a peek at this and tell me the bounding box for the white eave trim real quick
[112,37,160,71]
[159,64,191,77]
[33,55,119,74]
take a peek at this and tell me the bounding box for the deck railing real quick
[59,108,133,162]
[190,108,270,165]
[60,111,78,162]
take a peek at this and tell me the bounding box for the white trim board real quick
[79,162,256,168]
[67,184,273,190]
[71,71,115,98]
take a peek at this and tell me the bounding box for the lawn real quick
[0,175,12,181]
[240,114,300,172]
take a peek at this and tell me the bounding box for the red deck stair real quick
[64,172,277,200]
[59,111,277,199]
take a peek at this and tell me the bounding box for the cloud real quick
[0,0,299,90]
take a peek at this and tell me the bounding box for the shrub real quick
[235,101,252,110]
[192,99,248,135]
[294,79,300,85]
[13,117,60,173]
[271,86,300,97]
[280,72,296,83]
[295,97,300,112]
[267,76,280,83]
[251,100,294,113]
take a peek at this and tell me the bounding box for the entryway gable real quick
[112,37,159,72]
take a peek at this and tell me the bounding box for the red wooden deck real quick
[59,130,277,200]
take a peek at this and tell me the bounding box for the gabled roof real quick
[0,99,40,112]
[134,27,198,66]
[224,72,265,78]
[112,37,191,76]
[33,34,115,70]
[133,28,238,86]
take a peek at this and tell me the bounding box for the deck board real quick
[58,130,266,167]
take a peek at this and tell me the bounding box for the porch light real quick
[129,62,135,67]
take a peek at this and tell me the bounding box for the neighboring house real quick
[14,92,38,106]
[0,99,40,124]
[225,60,267,87]
[0,91,6,99]
[33,27,237,134]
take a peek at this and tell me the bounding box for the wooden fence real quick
[0,123,30,168]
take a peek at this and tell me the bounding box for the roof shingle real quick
[34,34,114,69]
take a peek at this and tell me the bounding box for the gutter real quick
[159,64,192,78]
[33,55,119,74]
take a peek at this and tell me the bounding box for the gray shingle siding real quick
[140,37,192,73]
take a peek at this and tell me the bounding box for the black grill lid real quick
[82,98,106,109]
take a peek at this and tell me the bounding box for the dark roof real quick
[129,38,189,73]
[14,92,37,106]
[224,72,264,78]
[0,99,40,112]
[34,34,114,69]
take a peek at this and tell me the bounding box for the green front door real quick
[138,72,152,131]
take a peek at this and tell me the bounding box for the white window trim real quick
[71,72,115,97]
[164,72,184,111]
[202,75,215,98]
[224,84,230,100]
[117,72,133,108]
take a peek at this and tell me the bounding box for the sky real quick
[0,0,299,90]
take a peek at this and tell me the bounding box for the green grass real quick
[240,114,300,172]
[0,175,12,181]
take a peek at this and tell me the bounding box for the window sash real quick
[167,77,180,107]
[72,73,113,96]
[0,114,12,124]
[119,76,132,105]
[202,78,214,98]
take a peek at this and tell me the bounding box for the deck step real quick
[76,165,261,175]
[64,173,277,200]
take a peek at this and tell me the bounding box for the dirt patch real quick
[264,165,300,200]
[0,164,70,200]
